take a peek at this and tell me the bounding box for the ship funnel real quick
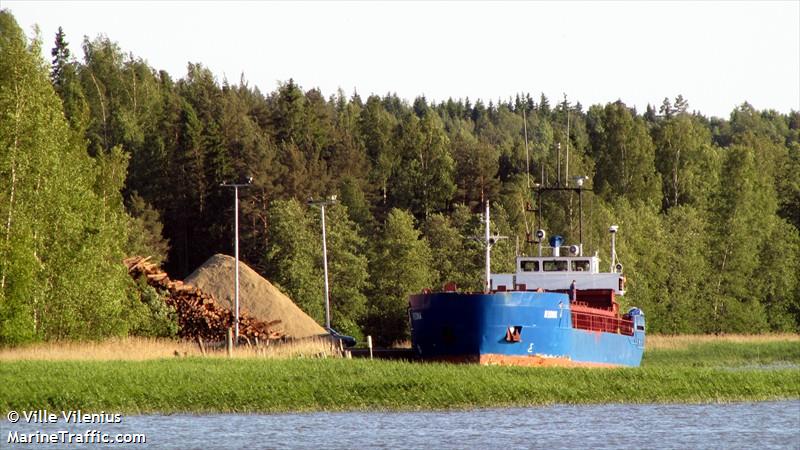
[549,235,564,257]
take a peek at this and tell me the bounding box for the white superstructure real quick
[485,215,626,295]
[491,255,625,295]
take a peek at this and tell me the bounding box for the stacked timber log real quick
[124,256,283,341]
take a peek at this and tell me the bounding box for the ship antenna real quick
[521,105,532,255]
[523,107,530,189]
[556,142,561,186]
[564,94,570,186]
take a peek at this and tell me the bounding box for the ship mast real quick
[485,201,491,292]
[484,201,507,293]
[533,181,587,256]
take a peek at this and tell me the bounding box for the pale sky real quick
[4,1,799,118]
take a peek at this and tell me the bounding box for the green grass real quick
[642,340,800,368]
[1,340,798,414]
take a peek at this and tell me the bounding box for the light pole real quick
[221,177,252,342]
[308,196,337,330]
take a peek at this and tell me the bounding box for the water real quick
[2,401,798,449]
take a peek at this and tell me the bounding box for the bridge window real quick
[572,260,590,272]
[543,260,569,271]
[521,260,539,272]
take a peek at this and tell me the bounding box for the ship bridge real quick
[490,255,625,295]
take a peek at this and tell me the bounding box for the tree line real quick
[1,11,798,345]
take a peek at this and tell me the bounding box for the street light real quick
[307,195,337,330]
[221,177,252,342]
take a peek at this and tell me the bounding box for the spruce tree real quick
[49,26,89,135]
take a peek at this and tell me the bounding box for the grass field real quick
[0,336,337,361]
[1,335,797,414]
[2,333,796,361]
[643,334,800,367]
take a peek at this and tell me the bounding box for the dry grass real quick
[391,339,412,349]
[383,336,800,351]
[3,334,797,360]
[647,333,800,350]
[0,336,341,361]
[223,336,343,359]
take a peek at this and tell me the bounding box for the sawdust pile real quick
[185,254,326,339]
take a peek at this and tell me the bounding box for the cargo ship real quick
[409,184,645,367]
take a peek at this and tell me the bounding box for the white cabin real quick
[478,200,625,296]
[490,255,625,295]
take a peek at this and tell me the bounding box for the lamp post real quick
[308,196,337,330]
[221,177,252,342]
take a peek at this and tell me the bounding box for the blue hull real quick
[409,292,645,367]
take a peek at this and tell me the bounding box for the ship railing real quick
[571,310,634,336]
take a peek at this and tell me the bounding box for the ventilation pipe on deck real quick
[609,225,619,272]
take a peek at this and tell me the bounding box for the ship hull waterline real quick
[409,291,645,368]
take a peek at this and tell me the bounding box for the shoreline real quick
[2,362,797,415]
[1,336,798,415]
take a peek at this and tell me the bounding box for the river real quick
[2,401,798,449]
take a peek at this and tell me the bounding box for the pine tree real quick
[659,97,673,118]
[452,129,500,208]
[673,95,689,114]
[359,95,397,207]
[329,91,367,182]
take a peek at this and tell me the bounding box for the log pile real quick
[124,256,283,341]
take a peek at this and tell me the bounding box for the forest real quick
[1,11,798,345]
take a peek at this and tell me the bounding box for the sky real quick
[4,1,799,118]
